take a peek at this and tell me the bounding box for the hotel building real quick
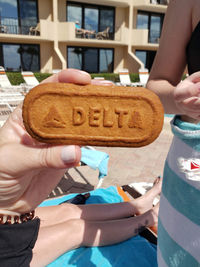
[0,0,168,74]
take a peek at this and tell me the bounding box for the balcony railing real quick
[75,30,114,40]
[148,30,160,43]
[0,16,39,35]
[150,0,168,5]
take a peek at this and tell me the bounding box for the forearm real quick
[147,79,182,115]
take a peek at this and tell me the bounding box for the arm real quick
[147,0,193,114]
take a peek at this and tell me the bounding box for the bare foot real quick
[149,203,160,234]
[132,176,162,215]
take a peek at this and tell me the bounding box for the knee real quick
[59,203,82,219]
[66,218,85,246]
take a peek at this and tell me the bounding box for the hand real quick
[0,69,92,215]
[173,71,200,119]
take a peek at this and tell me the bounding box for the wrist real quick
[180,115,200,124]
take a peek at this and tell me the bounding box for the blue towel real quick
[40,187,157,267]
[81,147,109,179]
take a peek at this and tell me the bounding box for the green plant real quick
[34,73,52,82]
[7,72,24,85]
[6,72,52,85]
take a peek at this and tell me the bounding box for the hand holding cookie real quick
[0,69,87,214]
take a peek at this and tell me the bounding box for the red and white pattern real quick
[177,157,200,181]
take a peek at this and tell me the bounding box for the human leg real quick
[35,177,162,227]
[31,204,159,267]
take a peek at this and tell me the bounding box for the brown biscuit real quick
[22,83,164,147]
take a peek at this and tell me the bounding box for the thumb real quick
[0,144,81,175]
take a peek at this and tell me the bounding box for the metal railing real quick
[150,0,168,5]
[148,30,160,43]
[0,16,38,35]
[75,23,115,40]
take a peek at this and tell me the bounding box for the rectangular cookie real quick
[22,83,164,147]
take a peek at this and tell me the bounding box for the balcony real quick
[0,16,39,35]
[58,22,128,44]
[0,18,128,44]
[0,17,56,42]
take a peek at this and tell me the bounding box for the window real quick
[0,43,40,71]
[137,11,164,43]
[66,3,82,27]
[135,50,156,71]
[149,14,161,43]
[137,13,148,29]
[19,0,38,34]
[85,7,98,32]
[0,0,38,34]
[67,46,114,73]
[100,49,113,73]
[67,2,115,39]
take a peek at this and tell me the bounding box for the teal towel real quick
[81,147,109,178]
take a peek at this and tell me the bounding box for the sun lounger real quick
[116,68,147,87]
[116,69,134,86]
[122,181,160,206]
[0,66,13,88]
[138,67,149,87]
[0,66,27,93]
[21,71,39,87]
[0,92,24,126]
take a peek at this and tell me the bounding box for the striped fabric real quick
[158,116,200,267]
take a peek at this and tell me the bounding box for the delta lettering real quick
[72,106,143,129]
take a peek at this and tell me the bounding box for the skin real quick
[147,0,200,122]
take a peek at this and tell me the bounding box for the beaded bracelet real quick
[0,210,35,225]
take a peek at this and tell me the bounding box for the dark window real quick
[84,48,98,73]
[135,50,156,71]
[137,11,164,43]
[0,0,38,35]
[67,46,114,73]
[68,47,82,70]
[66,2,115,39]
[0,43,40,71]
[99,49,113,73]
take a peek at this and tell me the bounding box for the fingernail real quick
[61,145,76,164]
